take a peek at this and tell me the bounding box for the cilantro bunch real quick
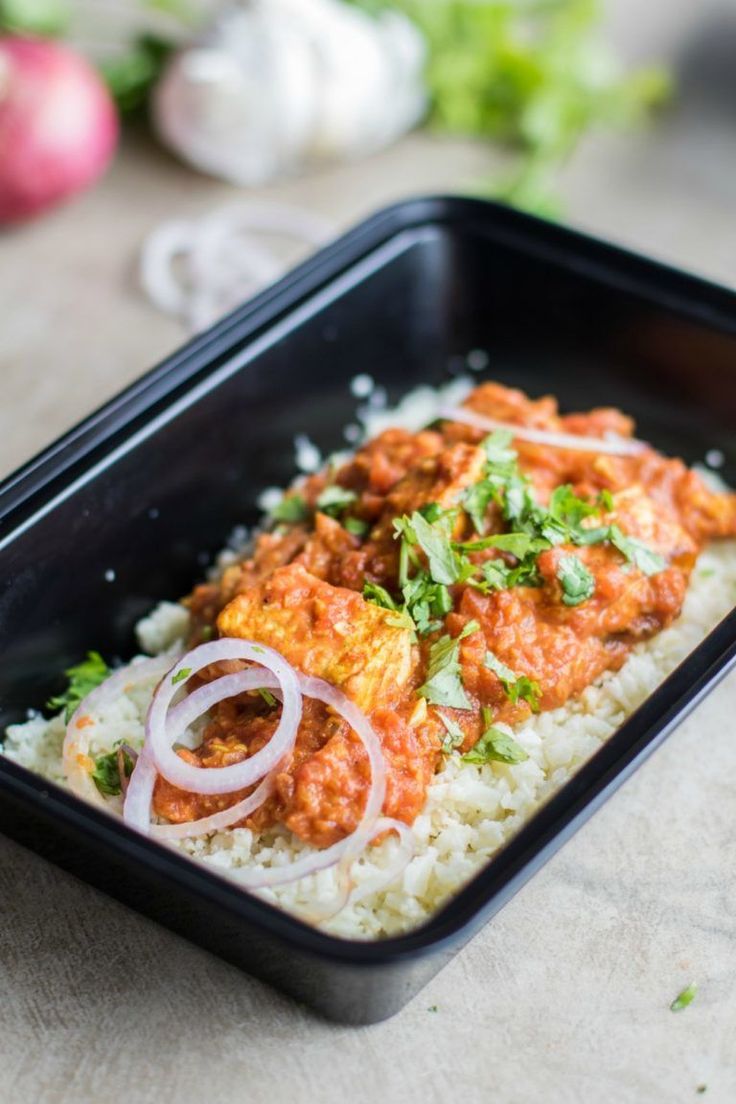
[347,0,671,215]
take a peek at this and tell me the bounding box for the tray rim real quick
[2,194,736,968]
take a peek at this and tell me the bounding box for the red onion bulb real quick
[0,36,119,224]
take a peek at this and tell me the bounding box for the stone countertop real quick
[1,2,735,1101]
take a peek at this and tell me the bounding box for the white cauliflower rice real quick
[3,375,736,940]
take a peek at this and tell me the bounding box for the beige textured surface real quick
[2,2,736,1101]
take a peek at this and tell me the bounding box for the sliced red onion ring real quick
[441,406,648,456]
[70,638,412,921]
[222,674,389,896]
[145,640,301,795]
[62,654,176,808]
[151,775,276,842]
[121,748,158,832]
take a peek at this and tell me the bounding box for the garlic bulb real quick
[152,0,427,185]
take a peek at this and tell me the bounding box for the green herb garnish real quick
[463,709,529,766]
[609,526,667,576]
[418,621,479,710]
[46,651,110,723]
[670,983,697,1012]
[257,688,277,707]
[344,517,369,537]
[270,494,309,524]
[557,553,596,606]
[316,484,358,518]
[437,711,465,754]
[394,510,461,586]
[485,651,541,712]
[90,745,135,797]
[171,667,192,685]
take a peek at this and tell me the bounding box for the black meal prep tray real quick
[1,197,736,1024]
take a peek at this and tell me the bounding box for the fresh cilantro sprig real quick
[270,494,309,524]
[485,651,541,712]
[462,708,529,765]
[46,651,110,723]
[346,0,670,217]
[316,484,358,518]
[418,621,479,709]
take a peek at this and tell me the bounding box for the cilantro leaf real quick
[46,651,110,723]
[609,526,667,576]
[548,484,598,529]
[481,429,516,470]
[400,509,460,585]
[484,650,517,684]
[485,651,541,711]
[316,484,358,518]
[557,553,595,606]
[437,711,465,754]
[463,724,528,766]
[91,746,135,797]
[363,581,399,610]
[270,495,309,523]
[171,667,192,685]
[418,621,479,710]
[670,983,697,1012]
[344,517,368,537]
[509,676,542,712]
[363,581,417,635]
[462,477,498,536]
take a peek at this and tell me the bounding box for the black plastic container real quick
[1,197,735,1024]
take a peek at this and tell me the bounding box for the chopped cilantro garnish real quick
[608,526,667,576]
[363,581,398,609]
[46,651,110,722]
[316,484,358,518]
[257,688,277,707]
[437,711,465,754]
[171,667,192,685]
[270,494,309,523]
[462,477,499,536]
[363,581,416,635]
[484,650,517,684]
[418,621,479,710]
[481,429,516,470]
[670,983,697,1012]
[598,488,615,512]
[394,509,460,586]
[463,717,529,765]
[344,516,368,537]
[485,651,541,712]
[548,483,598,529]
[557,553,595,606]
[91,745,135,797]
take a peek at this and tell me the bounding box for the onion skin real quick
[0,36,119,224]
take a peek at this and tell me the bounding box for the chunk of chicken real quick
[216,563,415,711]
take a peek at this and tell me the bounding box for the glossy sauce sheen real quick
[153,383,736,847]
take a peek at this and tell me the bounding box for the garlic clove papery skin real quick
[153,12,321,185]
[151,0,427,186]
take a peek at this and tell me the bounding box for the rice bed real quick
[4,541,736,940]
